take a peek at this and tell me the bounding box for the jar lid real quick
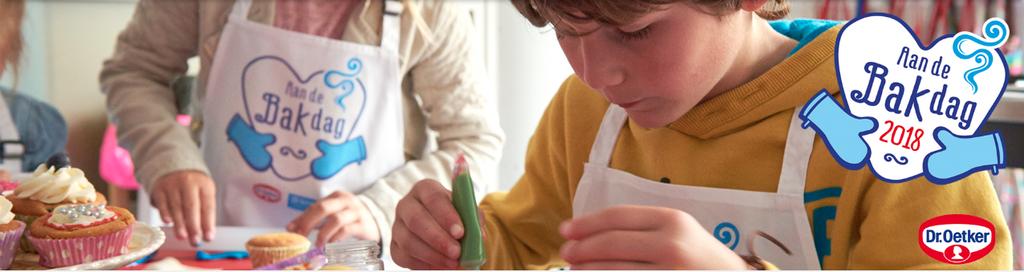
[324,240,382,268]
[325,239,380,253]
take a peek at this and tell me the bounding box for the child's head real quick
[512,0,791,128]
[1,0,25,78]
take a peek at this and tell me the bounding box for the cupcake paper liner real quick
[0,221,26,269]
[247,243,312,268]
[14,214,38,253]
[28,225,133,268]
[255,247,325,270]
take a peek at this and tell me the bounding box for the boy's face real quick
[557,3,745,128]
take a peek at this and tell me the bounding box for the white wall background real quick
[478,1,573,190]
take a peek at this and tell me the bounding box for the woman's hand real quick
[560,205,748,270]
[151,170,217,246]
[287,191,380,246]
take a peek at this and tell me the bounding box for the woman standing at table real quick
[100,0,504,248]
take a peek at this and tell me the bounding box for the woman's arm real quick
[100,0,206,191]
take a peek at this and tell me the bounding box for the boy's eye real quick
[619,25,652,42]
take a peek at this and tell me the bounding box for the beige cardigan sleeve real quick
[99,0,209,193]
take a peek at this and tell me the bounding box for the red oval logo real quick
[919,214,996,264]
[252,184,282,203]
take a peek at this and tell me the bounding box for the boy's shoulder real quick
[536,75,611,148]
[553,75,612,123]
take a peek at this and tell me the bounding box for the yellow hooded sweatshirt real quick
[477,21,1011,269]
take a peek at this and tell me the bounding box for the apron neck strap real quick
[0,94,24,173]
[587,105,816,197]
[586,105,628,166]
[381,0,403,53]
[230,0,253,19]
[777,107,815,196]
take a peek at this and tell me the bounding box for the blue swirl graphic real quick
[279,146,308,160]
[325,58,363,78]
[714,222,740,250]
[952,19,1008,94]
[324,57,363,110]
[883,153,909,165]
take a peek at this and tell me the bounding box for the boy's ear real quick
[739,0,771,12]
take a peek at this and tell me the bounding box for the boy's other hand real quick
[287,190,381,246]
[391,179,468,269]
[151,170,217,247]
[559,205,748,270]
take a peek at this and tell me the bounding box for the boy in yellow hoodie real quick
[390,0,1012,269]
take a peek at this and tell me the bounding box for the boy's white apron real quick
[201,0,405,226]
[572,105,822,269]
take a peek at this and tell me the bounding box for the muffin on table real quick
[246,232,312,268]
[27,204,135,267]
[0,197,25,269]
[7,153,106,252]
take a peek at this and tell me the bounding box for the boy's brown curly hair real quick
[511,0,789,36]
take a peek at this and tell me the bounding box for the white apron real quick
[0,96,24,174]
[201,0,406,226]
[572,105,822,269]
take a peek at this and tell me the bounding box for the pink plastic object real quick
[99,115,191,190]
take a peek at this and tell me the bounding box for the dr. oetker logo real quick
[918,214,996,264]
[252,183,282,203]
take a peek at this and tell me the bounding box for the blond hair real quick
[1,0,25,85]
[512,0,789,36]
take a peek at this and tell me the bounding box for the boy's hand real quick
[287,190,380,246]
[391,179,470,269]
[151,170,217,246]
[560,205,748,270]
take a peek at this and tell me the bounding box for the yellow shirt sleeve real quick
[830,170,1011,269]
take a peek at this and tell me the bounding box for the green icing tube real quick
[452,156,486,269]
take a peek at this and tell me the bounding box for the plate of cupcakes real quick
[3,153,164,270]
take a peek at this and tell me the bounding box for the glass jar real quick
[322,240,383,270]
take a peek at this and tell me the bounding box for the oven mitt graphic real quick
[799,89,877,167]
[923,127,1005,183]
[311,136,367,179]
[227,114,275,171]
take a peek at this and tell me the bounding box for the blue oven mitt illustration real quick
[800,89,877,167]
[924,127,1005,183]
[227,114,276,171]
[311,136,367,180]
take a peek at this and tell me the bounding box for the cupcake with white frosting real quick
[7,153,106,252]
[0,197,25,269]
[27,203,134,267]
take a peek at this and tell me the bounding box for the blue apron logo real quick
[226,55,369,181]
[802,14,1009,184]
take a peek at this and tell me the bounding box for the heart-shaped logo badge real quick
[226,56,369,181]
[800,14,1009,184]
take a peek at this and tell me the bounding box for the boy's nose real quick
[580,66,624,91]
[578,40,625,90]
